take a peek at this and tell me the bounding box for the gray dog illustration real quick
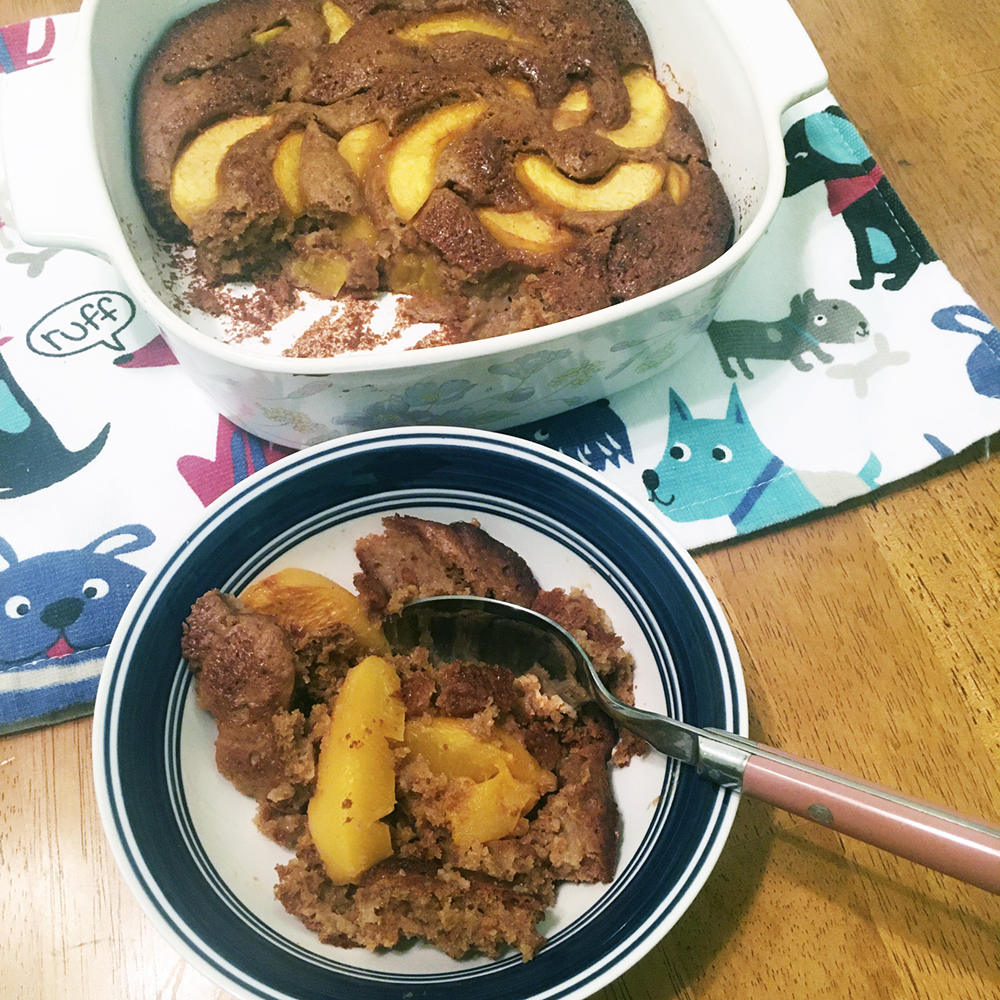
[708,289,870,379]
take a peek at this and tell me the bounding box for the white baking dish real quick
[0,0,826,448]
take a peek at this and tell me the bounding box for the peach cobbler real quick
[181,515,646,959]
[136,0,732,348]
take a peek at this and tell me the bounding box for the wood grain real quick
[0,0,79,21]
[2,0,998,997]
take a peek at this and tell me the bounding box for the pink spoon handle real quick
[742,751,1000,893]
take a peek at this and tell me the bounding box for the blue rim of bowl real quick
[94,426,745,1000]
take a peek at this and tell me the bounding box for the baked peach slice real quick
[477,207,574,253]
[170,115,273,226]
[252,2,353,45]
[396,13,522,44]
[501,78,535,103]
[599,68,670,149]
[274,123,387,217]
[321,0,354,42]
[272,130,305,216]
[286,219,379,297]
[515,154,665,213]
[666,161,691,205]
[340,212,378,245]
[309,654,405,883]
[251,23,288,44]
[552,84,592,131]
[385,250,446,297]
[337,121,390,179]
[384,100,489,221]
[240,567,389,654]
[287,252,351,297]
[403,716,556,848]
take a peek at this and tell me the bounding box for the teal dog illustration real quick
[641,385,881,533]
[708,289,870,379]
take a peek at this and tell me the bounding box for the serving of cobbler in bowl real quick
[94,426,746,1000]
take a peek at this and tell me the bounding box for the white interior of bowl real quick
[179,505,674,974]
[83,0,784,370]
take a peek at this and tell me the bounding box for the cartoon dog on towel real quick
[0,525,154,666]
[783,106,936,291]
[641,386,881,534]
[708,289,870,379]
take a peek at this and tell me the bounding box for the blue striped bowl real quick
[94,426,745,1000]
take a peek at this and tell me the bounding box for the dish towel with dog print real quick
[1,13,998,732]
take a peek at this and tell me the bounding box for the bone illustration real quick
[825,331,910,397]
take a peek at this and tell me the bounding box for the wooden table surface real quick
[2,0,999,997]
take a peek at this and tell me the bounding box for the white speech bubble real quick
[27,290,137,357]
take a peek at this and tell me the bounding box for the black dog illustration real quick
[0,350,109,499]
[783,106,936,291]
[507,398,633,472]
[708,288,870,379]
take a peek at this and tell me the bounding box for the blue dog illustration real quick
[708,289,870,379]
[507,399,633,472]
[0,524,155,666]
[641,385,881,534]
[932,305,1000,399]
[783,106,936,291]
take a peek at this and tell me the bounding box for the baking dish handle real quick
[706,0,828,116]
[0,53,114,260]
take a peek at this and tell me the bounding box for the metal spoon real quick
[384,595,1000,895]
